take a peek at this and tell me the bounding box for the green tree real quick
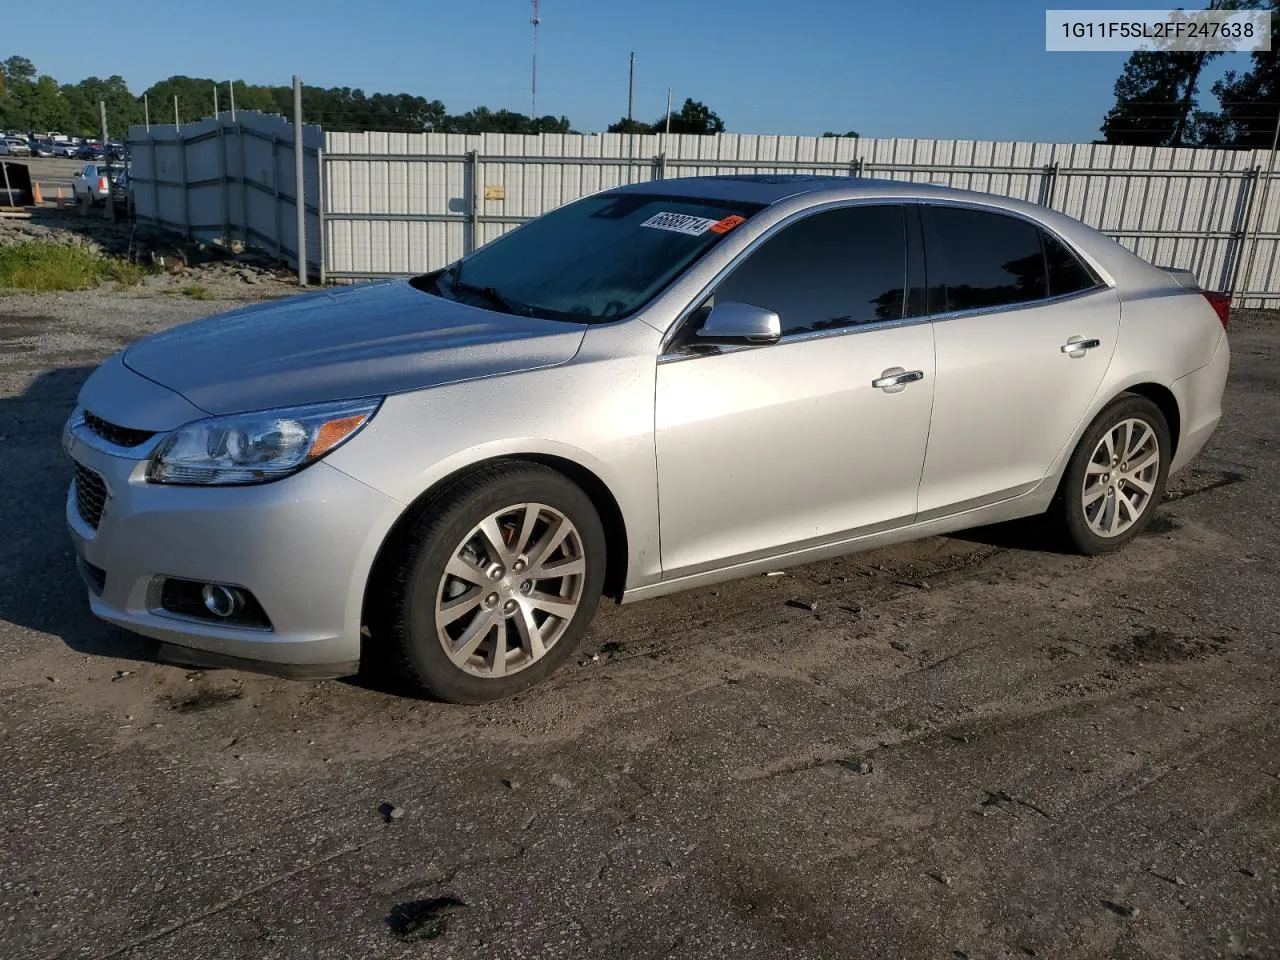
[63,75,143,136]
[606,117,651,134]
[1099,0,1266,146]
[1100,50,1220,146]
[822,130,860,138]
[1199,0,1280,146]
[655,98,725,135]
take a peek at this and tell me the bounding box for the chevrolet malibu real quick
[63,176,1230,702]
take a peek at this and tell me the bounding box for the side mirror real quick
[695,301,782,345]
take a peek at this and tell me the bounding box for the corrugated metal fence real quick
[129,111,324,274]
[322,131,1280,307]
[129,119,1280,307]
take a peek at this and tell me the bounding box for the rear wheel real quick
[373,463,606,703]
[1053,394,1170,554]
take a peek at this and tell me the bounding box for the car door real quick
[655,204,936,578]
[916,204,1120,517]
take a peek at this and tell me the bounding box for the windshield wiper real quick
[451,279,532,317]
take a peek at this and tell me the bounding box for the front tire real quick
[373,462,607,703]
[1053,394,1171,555]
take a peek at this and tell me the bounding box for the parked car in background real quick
[77,142,105,160]
[111,167,133,214]
[108,140,127,162]
[0,136,31,156]
[71,164,114,205]
[52,141,80,158]
[29,139,55,157]
[62,176,1231,702]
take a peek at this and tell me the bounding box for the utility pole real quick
[293,75,308,287]
[229,80,236,121]
[143,93,150,131]
[627,52,635,126]
[213,83,219,117]
[530,0,540,119]
[665,87,672,137]
[173,95,180,130]
[99,99,115,222]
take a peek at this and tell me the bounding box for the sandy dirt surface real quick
[0,290,1277,960]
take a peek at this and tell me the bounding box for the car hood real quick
[122,280,588,416]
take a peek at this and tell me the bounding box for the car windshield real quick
[412,192,762,322]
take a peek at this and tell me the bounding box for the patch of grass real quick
[106,260,146,287]
[0,243,106,291]
[0,242,151,291]
[182,285,214,300]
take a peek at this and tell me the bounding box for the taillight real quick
[1201,290,1230,329]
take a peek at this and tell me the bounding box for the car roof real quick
[615,174,1163,290]
[615,173,1035,208]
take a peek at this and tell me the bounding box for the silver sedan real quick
[63,176,1230,702]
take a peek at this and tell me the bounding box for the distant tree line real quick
[1099,0,1280,147]
[0,56,581,136]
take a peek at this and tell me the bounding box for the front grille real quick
[73,464,107,529]
[77,557,107,596]
[83,411,154,448]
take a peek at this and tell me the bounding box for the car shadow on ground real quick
[0,364,162,668]
[944,514,1076,553]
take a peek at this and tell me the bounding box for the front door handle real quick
[1061,336,1101,356]
[872,368,925,392]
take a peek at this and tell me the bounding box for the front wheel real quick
[1052,394,1171,555]
[373,462,607,703]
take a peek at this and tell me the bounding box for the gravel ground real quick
[1,292,1278,960]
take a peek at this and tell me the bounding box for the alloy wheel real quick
[434,503,586,678]
[1081,417,1161,538]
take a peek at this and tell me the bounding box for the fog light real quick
[201,583,242,618]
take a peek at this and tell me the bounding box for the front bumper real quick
[64,417,404,675]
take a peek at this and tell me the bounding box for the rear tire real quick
[371,462,607,703]
[1052,393,1171,555]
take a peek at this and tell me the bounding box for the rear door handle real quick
[1061,337,1101,355]
[872,368,925,392]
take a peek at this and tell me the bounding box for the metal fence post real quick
[1039,162,1060,209]
[655,152,666,180]
[1227,165,1263,298]
[468,149,481,254]
[149,136,160,228]
[177,132,190,240]
[293,75,307,286]
[238,122,249,247]
[851,158,863,178]
[272,134,284,265]
[218,119,230,245]
[317,146,327,285]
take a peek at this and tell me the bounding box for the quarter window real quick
[1043,231,1097,296]
[710,205,909,337]
[924,206,1048,312]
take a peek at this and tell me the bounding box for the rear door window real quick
[712,205,909,337]
[923,206,1048,313]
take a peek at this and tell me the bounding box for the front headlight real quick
[146,398,382,485]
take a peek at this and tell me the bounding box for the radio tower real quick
[530,0,541,120]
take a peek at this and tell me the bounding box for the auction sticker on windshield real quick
[640,212,721,236]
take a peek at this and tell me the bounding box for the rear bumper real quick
[1169,332,1230,474]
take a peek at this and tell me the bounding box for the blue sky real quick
[5,0,1251,142]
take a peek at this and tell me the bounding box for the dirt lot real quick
[1,289,1277,960]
